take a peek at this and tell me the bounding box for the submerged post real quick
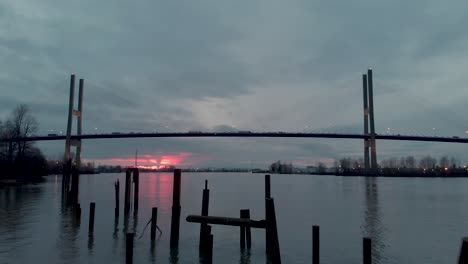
[313,225,320,264]
[150,207,158,241]
[89,202,95,233]
[363,237,372,264]
[170,169,182,249]
[126,232,135,264]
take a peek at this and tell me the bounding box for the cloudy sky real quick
[1,0,467,167]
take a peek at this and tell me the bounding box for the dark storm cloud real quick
[3,0,468,166]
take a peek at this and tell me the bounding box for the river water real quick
[1,172,468,263]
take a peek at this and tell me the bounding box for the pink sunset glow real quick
[91,152,212,168]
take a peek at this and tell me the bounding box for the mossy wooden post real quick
[199,180,210,254]
[313,225,319,264]
[126,232,135,264]
[170,169,182,249]
[89,202,95,233]
[150,207,158,241]
[133,169,139,216]
[114,179,120,219]
[363,237,372,264]
[458,238,468,264]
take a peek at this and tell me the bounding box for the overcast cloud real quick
[2,0,468,167]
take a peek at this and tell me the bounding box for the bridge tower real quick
[362,74,370,171]
[367,69,378,172]
[62,74,84,201]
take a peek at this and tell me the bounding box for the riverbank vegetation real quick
[0,105,47,180]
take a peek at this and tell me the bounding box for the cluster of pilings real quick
[62,168,468,263]
[121,168,181,264]
[186,174,282,263]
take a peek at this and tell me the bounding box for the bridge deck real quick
[2,132,467,143]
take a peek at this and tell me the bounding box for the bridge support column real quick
[362,74,370,172]
[63,74,85,204]
[367,69,378,172]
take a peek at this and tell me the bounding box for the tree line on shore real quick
[0,105,47,179]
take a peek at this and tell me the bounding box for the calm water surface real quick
[1,173,468,263]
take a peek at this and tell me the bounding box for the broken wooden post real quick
[363,237,372,264]
[89,202,95,233]
[313,225,319,264]
[199,180,210,254]
[124,170,131,215]
[266,198,281,264]
[240,209,251,249]
[458,238,468,264]
[150,207,158,241]
[126,232,135,264]
[133,169,139,216]
[170,169,182,249]
[115,179,120,219]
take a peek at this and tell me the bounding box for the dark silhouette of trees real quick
[0,104,47,179]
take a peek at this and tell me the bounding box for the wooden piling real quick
[240,209,251,249]
[363,237,372,264]
[458,238,468,264]
[265,174,271,255]
[150,207,158,241]
[240,211,245,250]
[170,169,182,249]
[266,198,281,264]
[265,174,271,199]
[199,180,210,253]
[89,202,95,233]
[124,170,131,215]
[70,170,79,206]
[133,169,139,216]
[313,225,319,264]
[115,179,120,218]
[207,233,213,264]
[75,203,81,220]
[126,232,135,264]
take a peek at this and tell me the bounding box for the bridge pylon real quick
[363,69,378,173]
[62,74,84,204]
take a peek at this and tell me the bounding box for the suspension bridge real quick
[1,69,467,174]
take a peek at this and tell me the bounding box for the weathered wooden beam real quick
[187,215,266,229]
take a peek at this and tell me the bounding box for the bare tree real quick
[3,104,38,165]
[405,156,416,168]
[439,156,449,168]
[317,162,326,173]
[419,155,437,169]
